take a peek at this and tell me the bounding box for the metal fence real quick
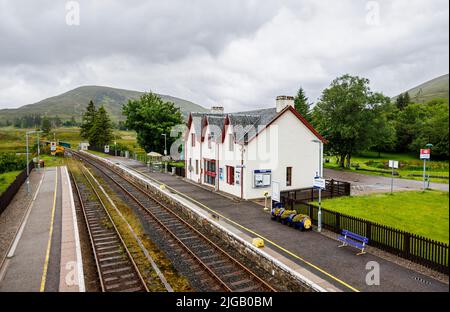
[293,202,449,274]
[0,161,35,215]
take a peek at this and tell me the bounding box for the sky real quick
[0,0,448,112]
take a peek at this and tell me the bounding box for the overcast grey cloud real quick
[0,0,448,111]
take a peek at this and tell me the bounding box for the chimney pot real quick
[276,95,295,113]
[211,106,224,114]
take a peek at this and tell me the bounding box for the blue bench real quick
[337,230,369,255]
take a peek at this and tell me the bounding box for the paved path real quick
[0,166,83,292]
[105,156,447,292]
[324,168,449,195]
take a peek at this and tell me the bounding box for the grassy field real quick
[314,190,449,243]
[325,151,449,184]
[0,170,22,194]
[0,126,144,154]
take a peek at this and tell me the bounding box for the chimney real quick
[276,95,295,113]
[210,106,224,114]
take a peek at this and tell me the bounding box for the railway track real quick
[74,151,277,292]
[70,165,149,292]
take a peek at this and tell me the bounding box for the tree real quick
[80,100,97,139]
[294,87,312,122]
[313,74,392,168]
[123,92,183,153]
[370,101,397,157]
[89,106,113,148]
[407,99,449,159]
[396,92,411,110]
[41,116,52,135]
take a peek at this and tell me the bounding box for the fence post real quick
[366,221,372,241]
[403,232,411,259]
[331,179,334,198]
[308,204,313,221]
[335,212,340,232]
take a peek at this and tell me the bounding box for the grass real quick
[0,170,22,194]
[73,160,192,291]
[324,151,449,184]
[312,190,449,243]
[0,126,145,154]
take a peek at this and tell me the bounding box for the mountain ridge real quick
[392,73,449,103]
[0,85,208,121]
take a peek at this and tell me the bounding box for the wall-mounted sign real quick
[253,169,271,188]
[235,168,241,185]
[219,167,224,180]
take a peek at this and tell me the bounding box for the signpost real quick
[314,176,326,232]
[104,145,110,153]
[388,160,399,194]
[420,148,431,190]
[50,141,57,156]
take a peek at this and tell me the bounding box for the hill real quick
[0,85,207,122]
[393,74,449,103]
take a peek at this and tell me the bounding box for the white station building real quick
[184,96,326,200]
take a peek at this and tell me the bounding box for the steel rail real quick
[75,151,277,292]
[70,164,149,292]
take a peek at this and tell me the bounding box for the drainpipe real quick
[199,136,202,184]
[215,140,219,192]
[240,144,245,199]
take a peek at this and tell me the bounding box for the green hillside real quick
[393,73,449,103]
[0,85,207,122]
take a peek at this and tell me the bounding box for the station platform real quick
[100,155,448,292]
[0,166,84,292]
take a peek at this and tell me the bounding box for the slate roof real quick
[188,107,278,143]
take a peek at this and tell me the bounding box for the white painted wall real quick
[243,110,321,199]
[185,109,323,200]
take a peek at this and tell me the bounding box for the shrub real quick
[0,153,27,174]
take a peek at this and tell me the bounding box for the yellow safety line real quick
[136,168,360,292]
[39,167,58,292]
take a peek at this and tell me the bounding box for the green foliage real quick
[294,87,311,122]
[88,106,114,148]
[0,153,27,174]
[41,116,52,135]
[395,99,449,158]
[396,92,411,110]
[80,100,97,139]
[312,74,393,168]
[123,92,183,153]
[79,101,114,148]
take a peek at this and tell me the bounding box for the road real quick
[324,168,449,195]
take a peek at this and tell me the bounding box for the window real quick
[191,133,195,147]
[208,133,213,149]
[286,167,292,186]
[226,166,234,185]
[195,160,199,175]
[228,133,234,151]
[189,158,192,171]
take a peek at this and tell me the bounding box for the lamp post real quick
[26,130,43,194]
[312,139,323,232]
[425,143,433,189]
[162,133,167,173]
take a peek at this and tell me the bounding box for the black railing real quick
[0,161,35,215]
[293,202,448,274]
